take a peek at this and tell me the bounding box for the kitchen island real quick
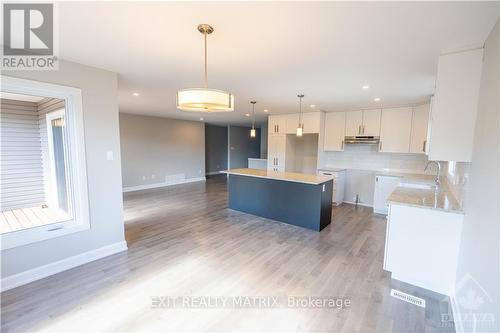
[224,168,333,231]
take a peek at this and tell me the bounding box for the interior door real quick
[379,107,413,153]
[345,111,363,136]
[409,104,430,154]
[323,112,346,151]
[362,109,381,136]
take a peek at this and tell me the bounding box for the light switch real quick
[106,151,114,161]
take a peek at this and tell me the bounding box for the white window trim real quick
[1,75,90,250]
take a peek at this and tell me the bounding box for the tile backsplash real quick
[319,144,429,172]
[443,161,470,208]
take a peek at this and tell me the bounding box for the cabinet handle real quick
[277,125,279,133]
[379,141,382,151]
[362,125,365,134]
[358,125,361,134]
[422,140,426,152]
[341,140,344,150]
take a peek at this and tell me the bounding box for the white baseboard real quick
[206,171,224,176]
[342,200,373,208]
[123,177,206,193]
[1,241,128,292]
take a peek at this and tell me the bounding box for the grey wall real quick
[228,125,261,169]
[205,124,228,175]
[455,20,499,332]
[1,60,125,278]
[120,114,205,187]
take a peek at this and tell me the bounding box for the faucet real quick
[424,161,441,187]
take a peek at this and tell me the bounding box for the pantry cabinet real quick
[268,115,287,134]
[379,107,413,153]
[267,134,286,171]
[323,112,346,151]
[409,104,430,154]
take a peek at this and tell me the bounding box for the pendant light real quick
[177,24,234,112]
[250,101,257,138]
[297,94,304,137]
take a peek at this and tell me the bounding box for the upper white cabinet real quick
[345,110,363,136]
[379,107,413,153]
[345,109,381,136]
[285,114,299,134]
[268,115,287,134]
[362,109,382,136]
[323,112,346,151]
[428,48,483,162]
[410,104,430,154]
[301,112,321,134]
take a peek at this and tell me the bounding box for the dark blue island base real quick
[227,174,333,231]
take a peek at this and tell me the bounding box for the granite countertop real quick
[223,168,332,185]
[387,185,464,214]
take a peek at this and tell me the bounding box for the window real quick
[0,76,89,249]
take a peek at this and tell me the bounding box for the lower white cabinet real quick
[317,169,345,205]
[379,107,413,153]
[373,175,401,214]
[384,204,464,295]
[323,112,346,151]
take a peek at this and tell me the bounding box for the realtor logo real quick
[2,3,57,70]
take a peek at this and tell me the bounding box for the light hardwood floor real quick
[0,175,455,332]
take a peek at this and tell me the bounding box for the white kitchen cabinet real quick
[409,104,430,154]
[318,169,346,205]
[384,203,464,295]
[285,114,299,134]
[373,175,401,214]
[379,107,413,153]
[301,112,321,133]
[268,115,287,134]
[323,112,346,151]
[267,134,286,171]
[428,48,483,162]
[345,110,363,136]
[345,109,381,136]
[361,109,381,136]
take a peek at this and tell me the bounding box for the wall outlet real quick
[142,176,146,181]
[151,174,156,179]
[106,151,114,161]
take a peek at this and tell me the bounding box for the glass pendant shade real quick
[250,128,256,138]
[177,88,234,112]
[296,126,303,137]
[177,24,234,113]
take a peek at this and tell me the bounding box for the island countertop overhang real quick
[223,168,332,185]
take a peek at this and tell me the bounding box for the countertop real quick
[317,167,346,172]
[224,168,332,185]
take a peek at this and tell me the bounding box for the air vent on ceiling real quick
[390,289,426,308]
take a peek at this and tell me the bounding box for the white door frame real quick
[0,75,90,250]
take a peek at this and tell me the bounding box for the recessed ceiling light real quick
[310,104,316,108]
[245,113,250,117]
[132,92,140,97]
[199,117,204,121]
[374,97,381,102]
[264,109,269,113]
[362,85,370,90]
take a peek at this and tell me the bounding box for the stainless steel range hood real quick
[344,136,380,144]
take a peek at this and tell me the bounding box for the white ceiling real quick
[57,1,499,126]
